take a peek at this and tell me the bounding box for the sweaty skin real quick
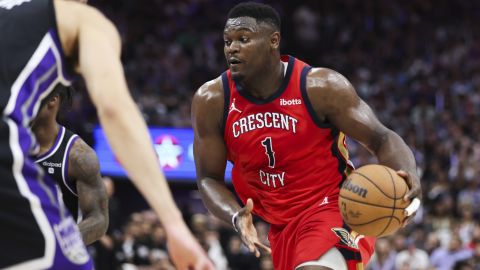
[305,67,419,201]
[193,15,421,266]
[223,17,284,97]
[224,18,259,32]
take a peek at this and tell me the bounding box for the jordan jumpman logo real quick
[229,98,242,114]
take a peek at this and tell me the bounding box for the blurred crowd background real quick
[62,0,480,269]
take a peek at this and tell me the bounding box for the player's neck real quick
[241,59,284,99]
[33,120,60,151]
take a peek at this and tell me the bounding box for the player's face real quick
[223,17,273,81]
[30,96,60,128]
[30,101,50,128]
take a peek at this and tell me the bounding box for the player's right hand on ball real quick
[235,198,272,257]
[165,221,215,270]
[396,170,422,227]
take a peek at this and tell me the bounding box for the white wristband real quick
[405,198,421,216]
[231,211,240,232]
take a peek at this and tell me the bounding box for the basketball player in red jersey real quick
[192,2,422,270]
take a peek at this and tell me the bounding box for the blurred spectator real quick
[472,239,480,269]
[457,203,476,246]
[395,238,429,270]
[367,238,396,270]
[259,255,274,270]
[225,235,259,270]
[430,234,474,270]
[104,176,122,233]
[424,232,441,255]
[204,229,228,270]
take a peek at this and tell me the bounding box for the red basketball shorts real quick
[268,200,376,270]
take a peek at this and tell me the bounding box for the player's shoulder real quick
[304,67,357,105]
[69,136,98,167]
[193,76,224,106]
[303,67,359,114]
[192,76,226,126]
[306,67,354,92]
[68,136,100,181]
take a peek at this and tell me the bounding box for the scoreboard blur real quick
[93,127,233,182]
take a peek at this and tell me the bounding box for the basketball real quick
[338,164,409,238]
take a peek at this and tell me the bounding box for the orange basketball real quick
[338,164,409,238]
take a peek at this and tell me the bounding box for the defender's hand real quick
[234,198,271,257]
[397,170,422,227]
[165,222,215,270]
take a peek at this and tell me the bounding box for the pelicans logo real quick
[331,228,362,249]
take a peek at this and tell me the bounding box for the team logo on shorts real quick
[331,228,360,249]
[53,216,90,264]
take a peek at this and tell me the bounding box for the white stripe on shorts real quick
[295,247,348,270]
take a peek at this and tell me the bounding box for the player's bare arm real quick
[69,138,108,245]
[192,79,270,257]
[55,0,182,227]
[192,78,236,222]
[306,68,421,215]
[54,2,213,269]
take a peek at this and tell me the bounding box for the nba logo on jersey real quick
[53,216,90,264]
[48,167,54,174]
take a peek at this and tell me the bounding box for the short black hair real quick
[227,2,281,31]
[40,84,74,109]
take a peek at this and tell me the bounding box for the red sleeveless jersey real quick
[223,55,353,226]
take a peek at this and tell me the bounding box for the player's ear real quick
[48,95,60,108]
[270,31,280,50]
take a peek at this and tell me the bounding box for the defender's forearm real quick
[97,102,183,225]
[79,16,184,227]
[78,214,108,245]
